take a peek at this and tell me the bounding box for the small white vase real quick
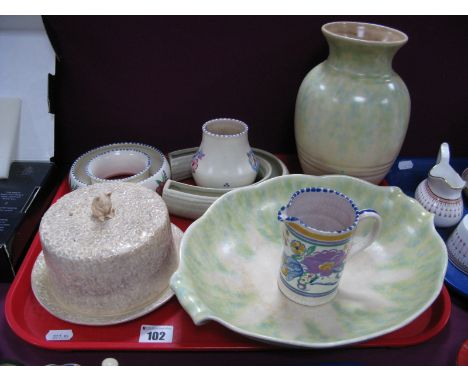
[192,118,259,188]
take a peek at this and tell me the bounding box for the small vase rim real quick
[322,21,408,46]
[202,118,249,139]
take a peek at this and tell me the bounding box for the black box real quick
[0,161,57,282]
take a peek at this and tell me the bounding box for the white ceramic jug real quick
[415,143,465,227]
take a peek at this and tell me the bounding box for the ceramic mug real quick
[277,187,382,306]
[446,215,468,274]
[86,149,151,184]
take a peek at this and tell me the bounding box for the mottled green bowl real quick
[170,174,447,348]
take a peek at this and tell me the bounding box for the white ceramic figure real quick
[91,192,115,221]
[415,143,465,228]
[446,215,468,275]
[192,118,259,188]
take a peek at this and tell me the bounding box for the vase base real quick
[297,149,394,185]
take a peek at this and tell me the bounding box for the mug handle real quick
[348,209,382,257]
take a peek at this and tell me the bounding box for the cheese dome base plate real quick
[31,225,183,326]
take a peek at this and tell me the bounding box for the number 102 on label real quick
[139,325,173,343]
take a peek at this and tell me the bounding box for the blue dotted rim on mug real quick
[85,148,152,184]
[277,187,376,235]
[69,142,169,190]
[202,118,249,138]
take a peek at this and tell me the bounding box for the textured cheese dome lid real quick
[40,182,170,260]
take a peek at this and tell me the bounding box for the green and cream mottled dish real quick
[170,174,447,348]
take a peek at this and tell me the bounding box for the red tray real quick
[5,179,451,351]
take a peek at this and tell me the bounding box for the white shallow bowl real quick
[69,142,170,194]
[170,174,447,348]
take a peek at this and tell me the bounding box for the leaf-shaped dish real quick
[170,174,447,348]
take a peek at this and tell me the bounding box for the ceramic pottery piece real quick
[86,148,151,184]
[170,174,447,348]
[168,147,288,182]
[163,147,289,219]
[68,142,170,194]
[192,118,259,188]
[163,156,271,220]
[277,187,381,306]
[462,168,468,198]
[32,181,183,326]
[295,21,410,184]
[446,215,468,275]
[415,143,465,228]
[31,225,183,326]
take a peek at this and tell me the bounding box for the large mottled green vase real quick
[295,22,411,184]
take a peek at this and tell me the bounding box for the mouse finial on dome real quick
[91,192,115,221]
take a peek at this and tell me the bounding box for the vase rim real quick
[202,118,249,139]
[322,21,408,46]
